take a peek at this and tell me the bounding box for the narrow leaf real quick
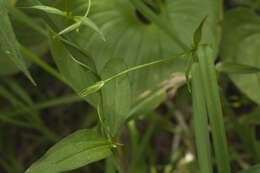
[101,59,132,136]
[193,16,208,48]
[25,129,112,173]
[0,0,35,85]
[216,62,260,74]
[21,5,66,16]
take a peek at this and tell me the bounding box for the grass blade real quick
[191,63,213,173]
[197,45,231,173]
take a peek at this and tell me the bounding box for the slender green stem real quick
[20,44,67,84]
[84,0,91,17]
[104,49,192,84]
[191,63,213,173]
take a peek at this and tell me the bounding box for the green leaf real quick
[22,5,66,16]
[216,62,260,74]
[238,164,260,173]
[0,0,35,84]
[101,59,132,136]
[220,8,260,104]
[25,129,112,173]
[75,0,222,114]
[49,36,100,107]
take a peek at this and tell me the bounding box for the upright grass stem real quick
[197,45,231,173]
[191,63,213,173]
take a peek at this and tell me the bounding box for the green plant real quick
[1,0,260,173]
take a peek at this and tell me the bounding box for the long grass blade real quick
[197,45,231,173]
[191,63,213,173]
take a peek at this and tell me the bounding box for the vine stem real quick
[104,49,192,84]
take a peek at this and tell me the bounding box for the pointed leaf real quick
[193,16,208,48]
[25,129,112,173]
[101,59,132,136]
[0,0,35,84]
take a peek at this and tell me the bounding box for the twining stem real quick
[191,63,213,173]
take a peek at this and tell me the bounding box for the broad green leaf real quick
[75,0,222,114]
[216,62,260,74]
[220,8,260,104]
[49,37,100,107]
[0,0,35,84]
[101,59,131,136]
[22,5,66,16]
[238,164,260,173]
[25,129,112,173]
